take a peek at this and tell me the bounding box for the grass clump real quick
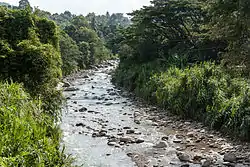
[0,82,74,167]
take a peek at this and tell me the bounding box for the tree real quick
[207,0,250,74]
[19,0,31,10]
[59,31,81,75]
[0,7,62,113]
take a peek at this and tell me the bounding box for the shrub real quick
[0,82,73,166]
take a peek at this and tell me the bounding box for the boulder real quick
[224,153,237,163]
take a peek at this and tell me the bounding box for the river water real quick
[61,61,249,167]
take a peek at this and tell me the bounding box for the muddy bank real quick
[61,60,250,167]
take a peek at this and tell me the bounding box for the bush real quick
[0,82,73,166]
[113,62,250,140]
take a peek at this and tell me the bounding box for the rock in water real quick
[176,152,191,162]
[119,136,132,143]
[223,153,237,163]
[153,141,168,148]
[64,87,79,91]
[79,107,87,112]
[75,123,85,127]
[202,159,212,167]
[135,138,145,144]
[62,81,70,87]
[126,129,135,134]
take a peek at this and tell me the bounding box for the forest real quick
[0,0,250,166]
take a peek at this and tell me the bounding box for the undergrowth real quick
[0,82,74,167]
[113,62,250,140]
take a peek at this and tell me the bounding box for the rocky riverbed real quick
[61,60,250,167]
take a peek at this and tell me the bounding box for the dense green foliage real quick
[33,8,129,75]
[0,0,130,165]
[0,7,63,114]
[0,82,73,166]
[59,31,81,75]
[0,5,72,166]
[114,0,250,140]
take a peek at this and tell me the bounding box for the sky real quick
[2,0,151,15]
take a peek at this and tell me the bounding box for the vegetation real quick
[0,0,130,165]
[0,82,73,166]
[34,8,130,74]
[113,0,250,140]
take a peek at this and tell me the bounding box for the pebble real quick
[153,141,168,148]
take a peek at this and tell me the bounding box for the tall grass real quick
[113,62,250,140]
[0,82,74,166]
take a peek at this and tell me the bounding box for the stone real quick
[62,82,70,87]
[161,136,169,141]
[79,107,87,112]
[120,136,132,143]
[127,153,133,157]
[135,138,145,144]
[83,75,89,78]
[202,160,212,167]
[153,141,168,148]
[126,129,135,134]
[173,139,182,143]
[105,102,113,106]
[134,120,140,124]
[117,132,124,136]
[224,153,237,163]
[223,162,236,167]
[186,143,195,147]
[152,122,158,126]
[193,154,203,162]
[98,132,107,137]
[64,87,79,91]
[109,92,117,96]
[123,126,131,129]
[200,129,206,133]
[92,133,97,137]
[177,152,191,162]
[87,110,95,113]
[187,132,195,138]
[107,142,116,146]
[181,164,190,167]
[75,123,85,127]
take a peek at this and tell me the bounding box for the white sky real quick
[2,0,151,15]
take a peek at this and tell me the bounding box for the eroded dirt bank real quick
[61,60,250,167]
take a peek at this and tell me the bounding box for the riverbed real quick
[61,60,250,167]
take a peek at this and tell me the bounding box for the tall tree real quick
[19,0,31,10]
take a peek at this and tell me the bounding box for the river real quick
[61,60,250,167]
